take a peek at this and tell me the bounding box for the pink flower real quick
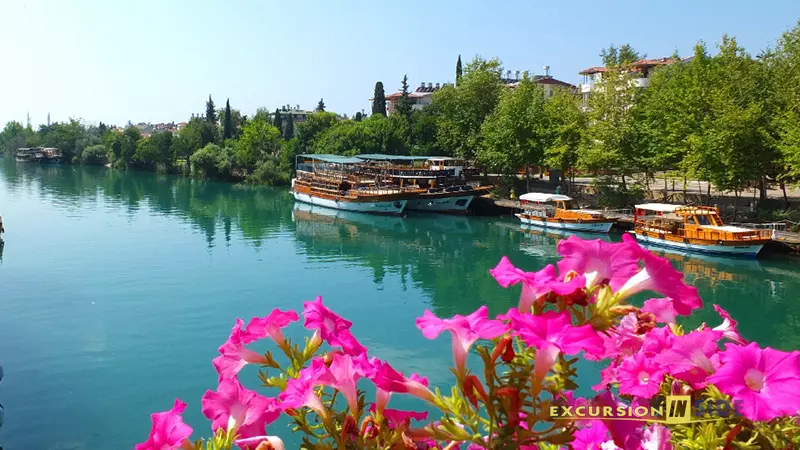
[369,359,436,403]
[641,326,676,357]
[592,365,619,391]
[235,436,285,450]
[368,404,428,427]
[490,257,587,312]
[616,235,702,316]
[278,358,329,418]
[641,298,678,325]
[617,352,667,398]
[303,296,366,356]
[711,305,747,345]
[591,391,649,449]
[656,329,721,388]
[201,379,279,439]
[707,342,800,421]
[640,424,672,450]
[556,235,640,291]
[316,353,372,414]
[416,305,507,376]
[213,319,270,381]
[135,399,193,450]
[572,422,618,450]
[242,308,299,347]
[502,309,603,380]
[586,313,643,361]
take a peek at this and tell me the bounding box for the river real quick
[0,159,798,449]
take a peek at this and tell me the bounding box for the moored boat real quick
[15,147,62,164]
[515,193,616,233]
[354,154,492,213]
[630,203,771,257]
[291,154,417,216]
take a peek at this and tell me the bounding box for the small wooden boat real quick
[291,154,416,216]
[15,147,62,164]
[515,193,616,233]
[630,203,771,257]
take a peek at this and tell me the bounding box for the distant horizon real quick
[2,0,798,128]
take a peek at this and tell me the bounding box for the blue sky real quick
[2,0,798,127]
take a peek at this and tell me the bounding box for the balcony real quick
[634,77,650,88]
[580,83,593,93]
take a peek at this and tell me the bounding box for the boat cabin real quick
[519,193,606,220]
[427,157,465,177]
[633,204,771,242]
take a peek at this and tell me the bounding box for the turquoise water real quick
[0,159,798,449]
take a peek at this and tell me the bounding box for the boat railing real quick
[729,222,786,239]
[601,208,632,218]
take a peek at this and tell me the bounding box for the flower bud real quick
[496,387,522,428]
[360,416,379,439]
[462,375,488,409]
[283,408,298,417]
[635,311,657,334]
[341,415,358,443]
[491,336,515,363]
[609,305,638,316]
[323,350,343,367]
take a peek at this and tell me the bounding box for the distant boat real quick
[515,193,616,233]
[629,203,771,257]
[15,147,62,164]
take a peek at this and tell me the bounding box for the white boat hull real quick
[406,195,474,212]
[291,190,407,215]
[629,231,764,257]
[516,214,614,233]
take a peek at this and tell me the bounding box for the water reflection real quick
[2,158,799,351]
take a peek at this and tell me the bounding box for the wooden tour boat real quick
[354,154,492,213]
[16,147,62,164]
[630,203,772,257]
[291,154,416,215]
[515,193,616,233]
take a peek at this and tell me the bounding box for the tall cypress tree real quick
[223,99,233,139]
[395,75,412,120]
[456,54,463,85]
[316,98,326,112]
[205,95,217,123]
[284,113,294,140]
[355,112,363,122]
[273,108,283,134]
[372,82,387,117]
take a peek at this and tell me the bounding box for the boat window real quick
[687,216,698,225]
[696,215,710,226]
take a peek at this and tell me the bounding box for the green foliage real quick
[190,143,234,179]
[235,117,282,174]
[479,76,549,176]
[284,113,295,140]
[223,99,233,140]
[273,109,283,134]
[316,98,326,112]
[772,19,800,182]
[206,95,217,124]
[246,158,290,186]
[354,111,363,122]
[434,56,504,160]
[296,112,339,153]
[81,144,108,165]
[0,121,29,154]
[456,54,463,84]
[410,107,442,156]
[592,176,645,207]
[394,74,412,120]
[544,88,585,181]
[372,81,387,117]
[601,43,641,66]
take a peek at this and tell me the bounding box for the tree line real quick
[1,20,799,198]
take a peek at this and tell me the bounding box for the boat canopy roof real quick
[519,193,573,203]
[427,156,461,161]
[298,154,363,164]
[356,154,429,162]
[635,203,680,213]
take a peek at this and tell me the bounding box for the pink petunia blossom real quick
[213,319,270,381]
[641,298,679,325]
[502,309,604,380]
[135,399,193,450]
[592,364,620,392]
[278,358,329,418]
[711,305,748,345]
[641,326,676,357]
[369,358,436,404]
[201,379,279,439]
[416,305,507,376]
[640,423,672,450]
[707,342,800,421]
[556,235,641,292]
[615,235,702,316]
[303,296,367,356]
[586,313,644,361]
[242,308,299,347]
[617,352,667,399]
[571,421,619,450]
[316,353,372,414]
[655,329,721,386]
[489,257,586,312]
[235,436,286,450]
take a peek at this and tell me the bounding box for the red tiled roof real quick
[578,66,608,75]
[579,57,680,75]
